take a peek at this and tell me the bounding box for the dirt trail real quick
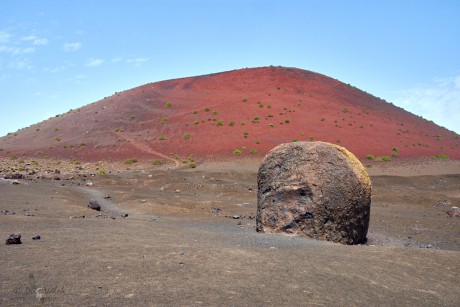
[119,132,181,168]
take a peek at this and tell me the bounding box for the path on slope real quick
[118,132,181,168]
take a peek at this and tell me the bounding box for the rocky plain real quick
[1,156,459,306]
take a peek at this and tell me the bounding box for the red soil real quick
[0,66,459,162]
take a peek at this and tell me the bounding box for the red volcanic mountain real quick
[1,66,459,162]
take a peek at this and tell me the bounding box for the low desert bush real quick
[124,158,138,165]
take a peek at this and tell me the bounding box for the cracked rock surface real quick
[257,141,372,244]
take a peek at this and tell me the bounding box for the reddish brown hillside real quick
[0,66,459,162]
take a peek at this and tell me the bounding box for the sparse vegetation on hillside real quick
[232,149,242,155]
[432,154,449,159]
[124,158,138,165]
[164,102,173,108]
[183,133,191,140]
[152,159,163,165]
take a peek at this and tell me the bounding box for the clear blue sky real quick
[1,0,459,137]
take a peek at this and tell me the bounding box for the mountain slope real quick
[1,66,459,161]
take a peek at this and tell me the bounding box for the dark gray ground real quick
[0,162,459,306]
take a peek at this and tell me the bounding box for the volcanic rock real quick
[88,200,101,211]
[6,233,22,245]
[256,141,372,244]
[4,173,25,180]
[446,206,460,217]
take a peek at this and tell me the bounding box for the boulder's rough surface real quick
[256,141,371,244]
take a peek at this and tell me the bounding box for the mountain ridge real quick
[1,66,458,161]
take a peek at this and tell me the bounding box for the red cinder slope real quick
[0,66,459,161]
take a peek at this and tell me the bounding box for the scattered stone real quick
[4,173,25,180]
[211,207,222,215]
[53,176,61,180]
[88,200,101,211]
[179,251,185,256]
[257,142,372,245]
[232,215,241,219]
[5,233,22,245]
[24,212,34,216]
[104,194,111,199]
[121,213,128,218]
[418,244,432,249]
[446,206,460,217]
[32,235,41,240]
[1,210,15,215]
[86,181,94,187]
[434,200,451,207]
[11,180,20,185]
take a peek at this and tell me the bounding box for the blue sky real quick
[1,0,459,137]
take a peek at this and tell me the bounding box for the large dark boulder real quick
[256,142,372,244]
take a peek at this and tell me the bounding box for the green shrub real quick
[161,117,168,124]
[152,159,163,165]
[243,131,249,138]
[292,138,299,142]
[55,137,61,141]
[309,136,314,141]
[391,153,398,158]
[192,110,199,114]
[212,110,218,115]
[164,102,173,108]
[392,147,398,152]
[432,154,449,159]
[124,158,138,165]
[158,135,166,141]
[128,114,136,120]
[183,133,191,140]
[232,149,242,155]
[229,121,235,126]
[250,149,257,155]
[377,156,391,162]
[242,98,248,102]
[366,154,375,160]
[216,121,224,126]
[251,117,260,123]
[285,119,290,124]
[204,107,210,112]
[98,169,106,174]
